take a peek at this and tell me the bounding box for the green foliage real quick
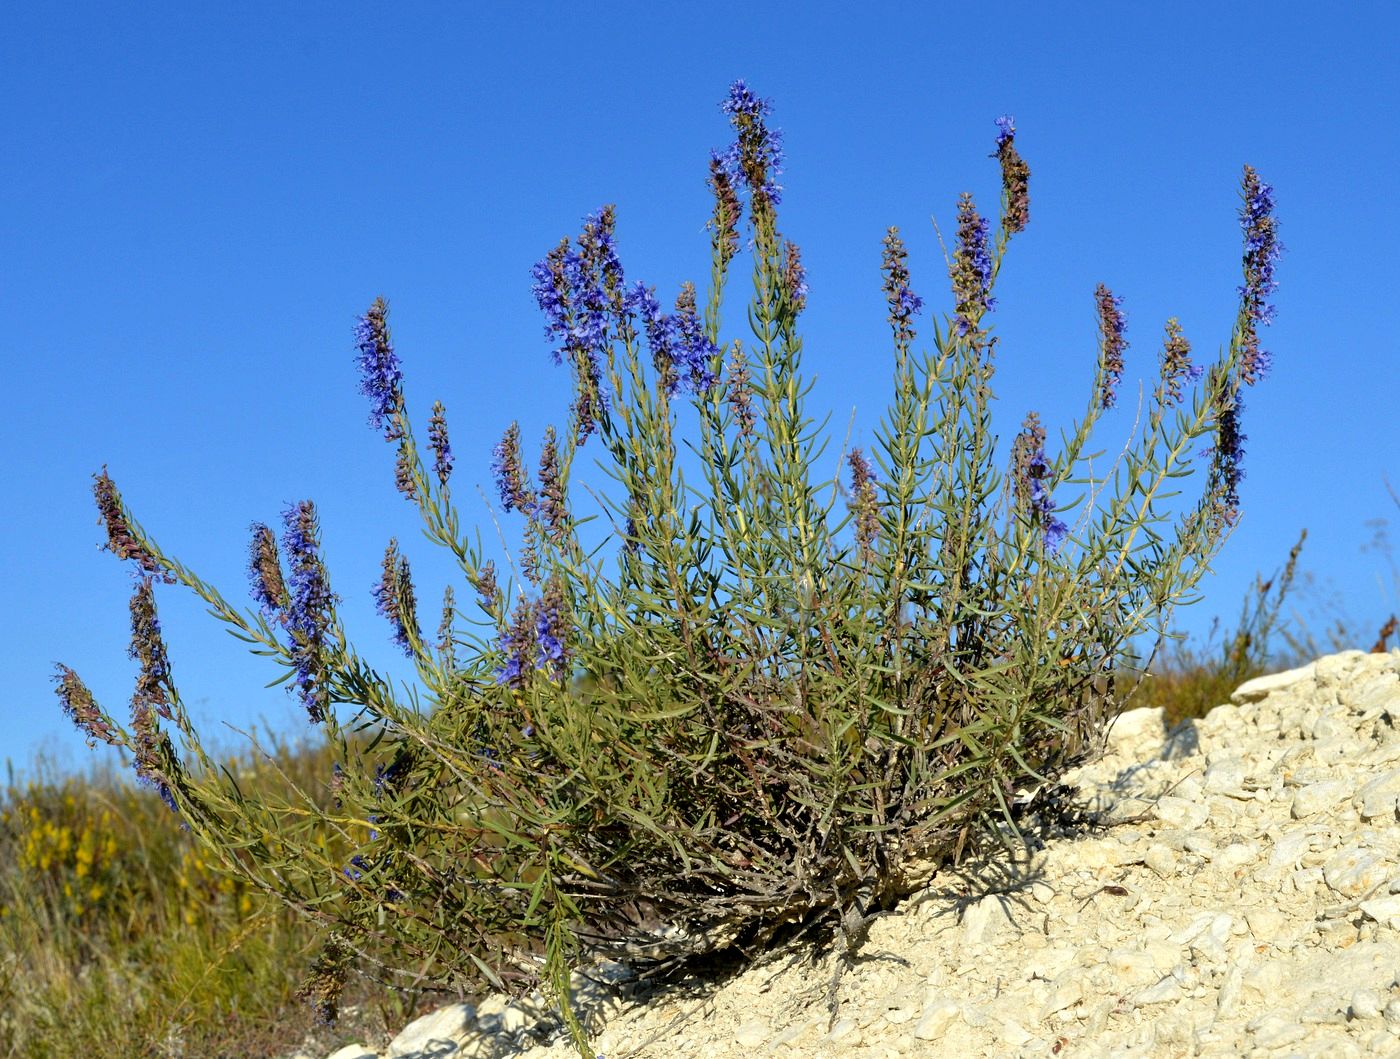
[56,89,1279,1055]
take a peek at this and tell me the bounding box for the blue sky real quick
[4,2,1397,778]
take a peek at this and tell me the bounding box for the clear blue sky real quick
[5,2,1397,779]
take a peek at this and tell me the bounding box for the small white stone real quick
[1245,905,1286,939]
[1247,1012,1307,1047]
[913,999,961,1041]
[1352,989,1383,1019]
[386,1002,476,1058]
[1145,844,1177,877]
[1360,894,1400,928]
[1153,796,1210,830]
[1040,974,1083,1018]
[825,1017,860,1044]
[1135,974,1184,1005]
[326,1048,379,1059]
[1383,997,1400,1026]
[734,1019,768,1046]
[1233,664,1316,703]
[1204,759,1248,795]
[961,893,1014,944]
[1292,779,1353,818]
[1324,847,1390,898]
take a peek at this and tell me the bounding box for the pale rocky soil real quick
[289,648,1400,1059]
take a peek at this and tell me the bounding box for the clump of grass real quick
[1119,529,1307,727]
[0,739,430,1058]
[53,82,1285,1056]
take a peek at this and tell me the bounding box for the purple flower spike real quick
[1238,165,1281,386]
[718,79,784,209]
[995,115,1016,148]
[881,228,923,346]
[354,298,404,440]
[950,194,995,336]
[281,500,339,723]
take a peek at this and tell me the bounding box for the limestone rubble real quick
[286,649,1400,1058]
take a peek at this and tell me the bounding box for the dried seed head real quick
[727,342,755,440]
[848,449,880,558]
[474,560,499,612]
[707,152,742,270]
[128,578,172,722]
[1094,285,1128,410]
[438,585,456,671]
[994,116,1030,234]
[55,665,119,748]
[248,522,289,618]
[783,242,808,314]
[1159,318,1202,407]
[93,468,169,582]
[536,425,567,543]
[394,439,415,501]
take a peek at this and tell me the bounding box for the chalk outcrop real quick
[286,649,1400,1058]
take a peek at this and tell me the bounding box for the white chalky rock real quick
[326,1048,378,1059]
[1351,989,1383,1019]
[1105,706,1166,750]
[1354,768,1400,818]
[912,999,961,1040]
[733,1019,767,1046]
[1360,894,1400,928]
[1291,779,1352,818]
[1144,844,1177,877]
[1323,847,1390,898]
[1152,796,1209,830]
[961,893,1015,944]
[1247,1012,1307,1048]
[1135,974,1185,1005]
[1203,759,1247,795]
[1233,663,1317,703]
[386,1003,475,1057]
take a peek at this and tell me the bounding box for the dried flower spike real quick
[848,449,879,557]
[129,577,172,721]
[994,116,1031,234]
[248,522,289,618]
[54,665,119,747]
[1159,318,1202,407]
[707,152,742,269]
[93,468,170,582]
[1094,285,1128,410]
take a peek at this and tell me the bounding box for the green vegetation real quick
[10,543,1394,1057]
